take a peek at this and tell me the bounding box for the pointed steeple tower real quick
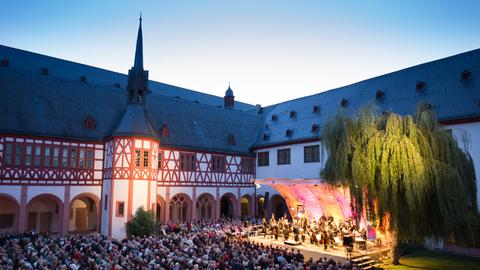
[111,16,156,139]
[127,15,149,104]
[102,16,159,240]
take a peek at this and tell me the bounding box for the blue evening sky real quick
[2,1,479,106]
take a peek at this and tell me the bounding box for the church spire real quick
[127,15,149,105]
[134,14,143,69]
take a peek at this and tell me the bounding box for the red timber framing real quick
[109,137,159,181]
[157,147,255,187]
[106,136,159,236]
[0,134,103,186]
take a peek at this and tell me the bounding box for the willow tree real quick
[321,103,478,264]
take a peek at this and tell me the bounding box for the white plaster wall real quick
[111,180,128,240]
[0,185,21,203]
[446,122,480,209]
[196,187,216,197]
[240,187,256,197]
[219,187,238,198]
[70,186,102,201]
[27,186,64,203]
[170,186,193,199]
[157,186,166,199]
[255,142,324,180]
[132,180,148,214]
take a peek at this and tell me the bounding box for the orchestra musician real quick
[256,214,367,252]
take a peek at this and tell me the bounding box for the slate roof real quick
[1,44,479,154]
[0,45,262,154]
[253,48,480,148]
[0,45,256,112]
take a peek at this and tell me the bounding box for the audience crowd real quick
[0,219,358,270]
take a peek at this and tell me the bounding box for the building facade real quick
[0,19,479,239]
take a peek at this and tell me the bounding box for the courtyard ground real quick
[382,249,480,270]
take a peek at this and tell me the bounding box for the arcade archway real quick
[240,195,251,217]
[0,194,19,235]
[196,193,215,220]
[69,194,99,232]
[169,193,191,222]
[27,194,63,233]
[257,196,265,218]
[220,193,237,218]
[269,194,288,219]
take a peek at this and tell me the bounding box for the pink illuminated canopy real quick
[256,179,352,222]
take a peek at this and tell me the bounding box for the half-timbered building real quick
[1,18,479,241]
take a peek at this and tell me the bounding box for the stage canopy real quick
[256,179,353,222]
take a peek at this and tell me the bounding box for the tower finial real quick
[133,15,143,69]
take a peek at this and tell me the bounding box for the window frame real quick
[134,149,141,167]
[240,157,254,174]
[143,150,149,168]
[277,148,291,165]
[304,145,320,163]
[257,151,269,167]
[211,155,226,173]
[3,142,13,166]
[116,201,125,217]
[180,152,196,171]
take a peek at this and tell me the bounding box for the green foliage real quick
[321,103,479,244]
[125,207,155,237]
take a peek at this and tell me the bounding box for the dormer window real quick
[263,134,270,141]
[285,129,293,137]
[161,125,169,138]
[271,114,278,121]
[1,58,8,67]
[416,81,426,91]
[311,124,319,133]
[461,70,472,81]
[227,134,236,145]
[79,75,87,83]
[313,105,320,113]
[341,98,349,107]
[290,111,297,118]
[375,90,385,99]
[41,67,49,76]
[85,116,95,130]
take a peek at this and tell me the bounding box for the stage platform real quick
[248,235,390,263]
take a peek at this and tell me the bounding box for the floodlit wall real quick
[255,141,324,180]
[446,121,480,210]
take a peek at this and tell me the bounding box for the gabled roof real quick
[253,48,480,148]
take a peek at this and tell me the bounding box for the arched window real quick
[169,194,190,222]
[85,116,95,130]
[161,125,169,138]
[196,194,214,220]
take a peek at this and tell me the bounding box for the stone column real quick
[215,187,220,219]
[164,186,170,222]
[237,187,241,218]
[18,185,28,233]
[62,185,71,235]
[191,187,197,220]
